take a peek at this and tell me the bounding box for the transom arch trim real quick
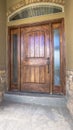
[7,0,65,16]
[8,2,64,22]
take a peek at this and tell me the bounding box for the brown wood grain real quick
[8,18,66,94]
[21,25,50,92]
[35,67,39,83]
[21,83,49,93]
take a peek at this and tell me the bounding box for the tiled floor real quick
[0,101,73,130]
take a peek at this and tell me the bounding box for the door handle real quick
[47,58,50,73]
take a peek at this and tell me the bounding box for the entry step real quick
[4,92,66,107]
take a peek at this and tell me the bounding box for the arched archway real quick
[8,3,64,21]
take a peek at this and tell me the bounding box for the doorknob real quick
[47,57,50,73]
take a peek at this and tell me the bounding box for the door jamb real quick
[8,18,66,94]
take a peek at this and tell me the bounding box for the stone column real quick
[66,71,73,115]
[0,70,6,102]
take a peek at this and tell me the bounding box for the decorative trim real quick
[7,0,65,16]
[9,5,63,21]
[8,13,65,27]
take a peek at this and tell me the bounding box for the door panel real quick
[39,66,45,83]
[35,67,39,83]
[21,25,51,93]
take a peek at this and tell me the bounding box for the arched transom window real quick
[9,4,64,21]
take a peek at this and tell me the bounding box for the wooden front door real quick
[9,19,65,94]
[21,25,51,93]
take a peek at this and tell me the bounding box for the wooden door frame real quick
[8,18,66,94]
[8,27,21,91]
[51,20,66,94]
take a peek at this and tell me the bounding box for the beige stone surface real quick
[7,0,65,15]
[0,101,73,130]
[67,98,73,116]
[67,89,73,116]
[0,92,3,102]
[66,70,73,116]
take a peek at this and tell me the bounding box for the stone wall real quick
[66,70,73,115]
[0,70,6,102]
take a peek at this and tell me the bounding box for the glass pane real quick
[53,29,60,86]
[13,34,18,83]
[40,32,44,57]
[10,5,62,21]
[35,32,40,57]
[30,34,34,57]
